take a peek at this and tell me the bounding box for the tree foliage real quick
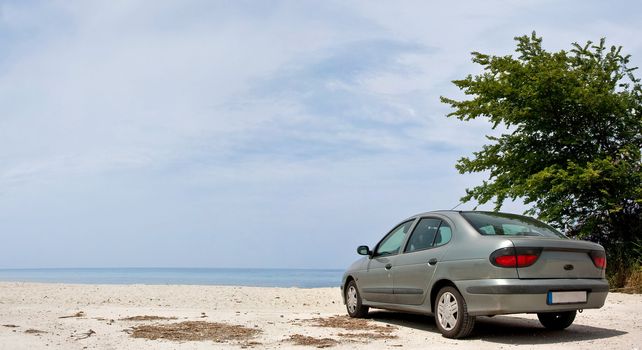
[442,32,642,286]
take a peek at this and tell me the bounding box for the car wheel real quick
[345,280,369,318]
[434,286,475,338]
[537,311,576,330]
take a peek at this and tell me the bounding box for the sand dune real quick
[0,282,639,349]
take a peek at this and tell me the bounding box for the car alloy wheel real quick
[437,291,458,331]
[347,285,358,314]
[345,280,369,318]
[434,286,475,338]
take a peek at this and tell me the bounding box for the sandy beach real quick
[0,282,640,349]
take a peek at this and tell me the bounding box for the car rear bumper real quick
[455,278,609,316]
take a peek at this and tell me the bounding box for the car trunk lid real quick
[509,238,605,279]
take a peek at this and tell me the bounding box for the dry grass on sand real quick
[303,315,398,340]
[284,315,398,347]
[128,315,396,348]
[120,315,178,321]
[130,321,261,343]
[287,334,339,348]
[58,311,85,319]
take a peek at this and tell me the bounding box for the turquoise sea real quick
[0,268,343,288]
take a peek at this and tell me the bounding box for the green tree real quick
[441,32,642,288]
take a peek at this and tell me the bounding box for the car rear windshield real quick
[460,211,566,239]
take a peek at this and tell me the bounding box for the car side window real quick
[405,218,440,253]
[479,225,496,235]
[375,220,414,256]
[405,218,453,252]
[434,221,452,247]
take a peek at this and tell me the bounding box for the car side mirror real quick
[357,245,372,256]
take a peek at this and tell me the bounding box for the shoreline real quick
[1,282,640,349]
[0,267,343,289]
[0,280,340,288]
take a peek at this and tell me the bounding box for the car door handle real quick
[385,263,392,270]
[428,258,438,266]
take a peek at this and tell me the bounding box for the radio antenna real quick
[451,202,463,210]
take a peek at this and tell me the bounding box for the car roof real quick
[405,210,528,221]
[404,210,460,220]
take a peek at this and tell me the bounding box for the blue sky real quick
[1,0,641,269]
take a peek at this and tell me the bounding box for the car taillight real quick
[490,247,542,268]
[590,251,607,269]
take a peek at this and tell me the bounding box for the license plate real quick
[547,291,587,305]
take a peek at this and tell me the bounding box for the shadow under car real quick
[366,310,626,345]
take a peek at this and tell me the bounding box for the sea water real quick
[0,268,343,288]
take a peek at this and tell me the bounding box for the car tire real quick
[434,286,475,339]
[345,280,369,318]
[537,311,576,330]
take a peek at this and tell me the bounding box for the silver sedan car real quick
[341,211,608,338]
